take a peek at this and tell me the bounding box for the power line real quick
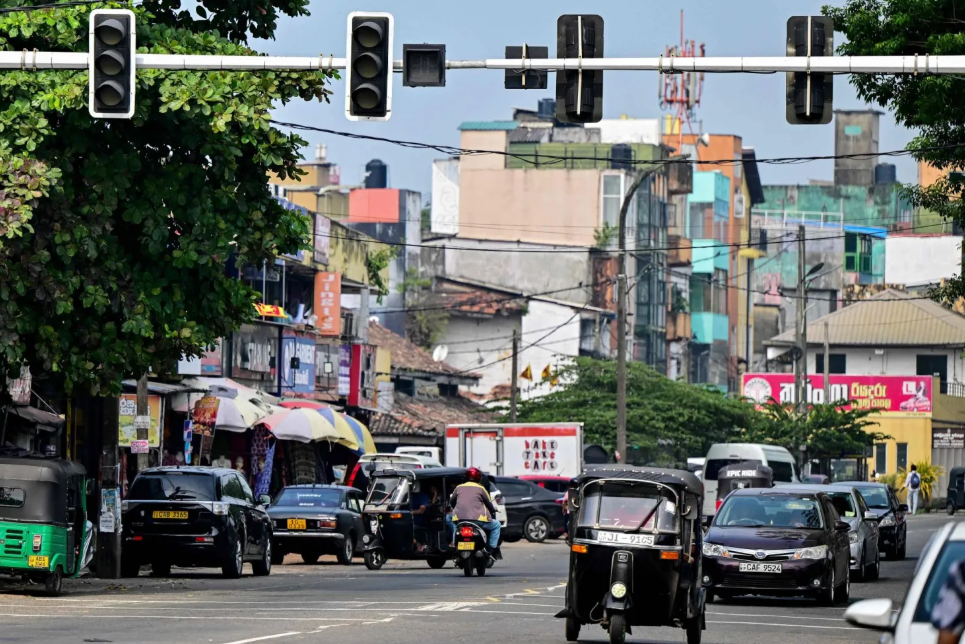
[0,0,126,13]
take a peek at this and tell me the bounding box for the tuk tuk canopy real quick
[576,466,703,498]
[0,457,86,526]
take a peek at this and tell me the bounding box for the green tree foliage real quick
[824,0,965,299]
[512,357,761,465]
[0,1,335,394]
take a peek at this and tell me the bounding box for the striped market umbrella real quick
[342,414,377,455]
[279,400,360,452]
[257,407,340,444]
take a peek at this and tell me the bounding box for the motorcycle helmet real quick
[466,467,482,483]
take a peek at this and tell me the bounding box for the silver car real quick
[784,484,881,582]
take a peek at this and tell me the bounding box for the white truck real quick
[445,423,584,478]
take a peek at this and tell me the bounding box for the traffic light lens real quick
[353,52,382,80]
[353,84,381,110]
[354,21,383,48]
[96,51,125,76]
[95,19,126,46]
[96,81,125,107]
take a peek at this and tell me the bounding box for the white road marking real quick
[0,613,385,622]
[708,610,847,623]
[709,619,855,631]
[220,632,301,644]
[416,602,484,611]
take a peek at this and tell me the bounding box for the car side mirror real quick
[898,503,909,512]
[835,520,851,533]
[258,494,271,507]
[864,511,878,521]
[844,598,895,632]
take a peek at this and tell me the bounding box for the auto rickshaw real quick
[358,467,497,571]
[947,466,965,514]
[0,457,93,596]
[557,466,705,644]
[715,462,773,512]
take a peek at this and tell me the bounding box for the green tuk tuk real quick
[0,457,93,596]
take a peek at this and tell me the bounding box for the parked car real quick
[703,487,852,605]
[492,476,564,543]
[836,481,908,559]
[121,467,272,579]
[268,485,365,565]
[518,475,570,494]
[702,443,801,523]
[846,521,965,642]
[784,484,880,582]
[803,474,832,484]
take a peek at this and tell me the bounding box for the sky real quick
[257,1,917,197]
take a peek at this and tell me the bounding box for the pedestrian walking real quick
[900,464,922,515]
[932,558,965,644]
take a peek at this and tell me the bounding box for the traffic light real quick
[89,9,136,119]
[786,16,834,125]
[555,15,604,124]
[345,12,394,121]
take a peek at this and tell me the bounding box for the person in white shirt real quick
[900,464,922,515]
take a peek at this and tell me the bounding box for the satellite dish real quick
[432,345,449,362]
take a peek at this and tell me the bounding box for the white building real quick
[884,234,963,287]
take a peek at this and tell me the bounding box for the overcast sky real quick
[258,1,916,197]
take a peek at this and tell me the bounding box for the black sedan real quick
[835,481,907,559]
[702,488,852,605]
[122,467,272,579]
[268,485,365,565]
[494,476,565,543]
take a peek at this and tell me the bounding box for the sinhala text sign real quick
[741,373,933,416]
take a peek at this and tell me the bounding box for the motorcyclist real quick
[448,467,502,559]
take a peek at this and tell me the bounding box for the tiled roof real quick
[458,121,519,131]
[368,392,495,437]
[769,289,965,347]
[428,279,529,316]
[368,321,478,380]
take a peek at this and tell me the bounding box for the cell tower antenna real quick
[659,10,705,155]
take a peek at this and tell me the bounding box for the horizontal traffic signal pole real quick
[3,52,965,74]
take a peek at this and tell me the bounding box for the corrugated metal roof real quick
[843,224,888,238]
[458,121,518,131]
[121,380,201,395]
[769,289,965,347]
[508,127,549,143]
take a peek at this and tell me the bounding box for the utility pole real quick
[97,396,121,579]
[135,373,149,471]
[795,225,806,413]
[823,319,831,405]
[510,329,519,423]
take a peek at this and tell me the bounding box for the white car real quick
[845,521,965,642]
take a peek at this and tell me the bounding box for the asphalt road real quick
[0,513,952,644]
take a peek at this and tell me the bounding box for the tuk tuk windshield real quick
[578,482,678,532]
[365,476,410,509]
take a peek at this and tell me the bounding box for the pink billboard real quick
[741,373,933,416]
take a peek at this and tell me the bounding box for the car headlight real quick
[793,545,828,560]
[879,516,896,528]
[849,531,859,545]
[702,543,730,558]
[610,582,627,599]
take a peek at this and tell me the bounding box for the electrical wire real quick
[0,0,124,13]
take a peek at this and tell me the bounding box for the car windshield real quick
[855,486,890,509]
[578,482,677,532]
[827,492,857,518]
[716,494,824,529]
[365,476,410,508]
[128,473,216,502]
[274,488,342,508]
[914,541,965,623]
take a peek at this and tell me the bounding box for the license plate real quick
[28,556,48,569]
[738,563,782,573]
[287,519,307,530]
[153,511,188,520]
[596,531,654,546]
[457,541,475,551]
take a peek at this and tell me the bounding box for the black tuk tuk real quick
[715,462,773,513]
[557,466,705,644]
[358,467,494,571]
[947,467,965,515]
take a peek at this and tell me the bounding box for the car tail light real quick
[460,526,474,538]
[320,519,337,529]
[32,534,42,552]
[715,499,723,512]
[195,537,214,543]
[345,462,362,488]
[212,502,229,516]
[133,536,143,541]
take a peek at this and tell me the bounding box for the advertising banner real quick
[337,344,351,397]
[314,213,331,265]
[119,394,162,447]
[281,332,317,394]
[741,374,933,417]
[314,272,341,336]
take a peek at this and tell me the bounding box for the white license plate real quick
[596,531,654,546]
[738,563,782,573]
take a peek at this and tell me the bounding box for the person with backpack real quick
[901,464,922,515]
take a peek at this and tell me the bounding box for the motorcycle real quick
[452,521,494,577]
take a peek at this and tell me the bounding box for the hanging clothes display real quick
[289,442,316,485]
[254,436,276,499]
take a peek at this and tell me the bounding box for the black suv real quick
[121,467,273,579]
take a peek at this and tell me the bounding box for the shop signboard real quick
[934,428,965,450]
[314,213,331,265]
[201,340,223,376]
[741,374,933,417]
[337,344,351,396]
[348,344,377,409]
[193,396,220,461]
[119,394,162,447]
[232,323,278,385]
[281,331,317,394]
[314,272,341,336]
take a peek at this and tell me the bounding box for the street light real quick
[805,262,825,280]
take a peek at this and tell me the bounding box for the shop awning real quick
[2,405,65,432]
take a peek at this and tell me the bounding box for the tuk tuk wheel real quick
[364,548,386,571]
[949,500,957,516]
[608,613,626,644]
[44,569,63,597]
[564,616,581,642]
[686,617,702,644]
[427,556,447,569]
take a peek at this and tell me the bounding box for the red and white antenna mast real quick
[659,10,705,154]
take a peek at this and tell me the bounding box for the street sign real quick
[131,439,149,454]
[133,415,151,430]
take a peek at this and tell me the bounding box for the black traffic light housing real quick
[89,9,136,119]
[403,44,446,88]
[346,12,394,121]
[556,14,604,124]
[786,16,834,125]
[504,45,548,90]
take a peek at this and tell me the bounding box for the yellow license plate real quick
[28,556,48,569]
[457,541,475,551]
[153,511,189,520]
[287,519,306,530]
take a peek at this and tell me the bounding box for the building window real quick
[602,174,623,231]
[896,443,908,472]
[917,354,948,383]
[714,269,728,315]
[688,203,706,239]
[874,443,887,475]
[815,353,847,374]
